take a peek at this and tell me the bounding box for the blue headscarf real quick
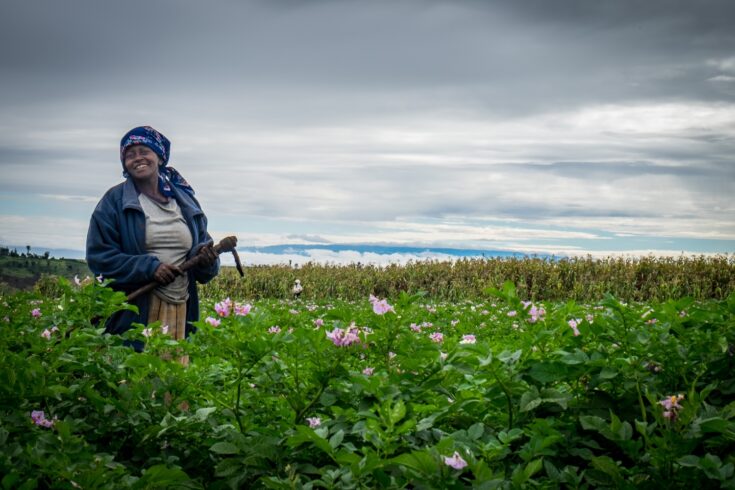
[120,126,194,197]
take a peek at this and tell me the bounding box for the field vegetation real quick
[2,264,734,488]
[205,254,735,302]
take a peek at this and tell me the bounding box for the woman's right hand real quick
[154,263,183,285]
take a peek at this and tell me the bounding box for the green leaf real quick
[468,423,484,440]
[214,458,243,478]
[335,449,361,466]
[590,456,622,485]
[498,349,522,364]
[132,465,200,489]
[329,429,345,449]
[544,460,561,480]
[210,442,240,455]
[557,349,589,365]
[697,417,730,435]
[527,361,569,383]
[288,426,335,457]
[525,458,544,479]
[598,367,618,379]
[520,387,542,413]
[390,399,406,425]
[677,455,700,468]
[195,407,216,421]
[390,451,439,476]
[580,415,607,433]
[2,473,20,490]
[512,458,543,486]
[320,391,337,407]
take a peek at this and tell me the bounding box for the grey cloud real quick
[2,0,733,118]
[1,0,734,252]
[285,234,332,244]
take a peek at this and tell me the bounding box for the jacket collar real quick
[121,177,204,219]
[122,178,143,211]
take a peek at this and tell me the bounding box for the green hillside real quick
[0,248,91,291]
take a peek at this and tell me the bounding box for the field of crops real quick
[203,254,735,303]
[2,270,734,488]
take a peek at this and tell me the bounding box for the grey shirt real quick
[139,193,193,304]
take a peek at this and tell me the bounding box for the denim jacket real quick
[86,178,219,340]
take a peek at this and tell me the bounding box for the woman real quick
[86,126,219,352]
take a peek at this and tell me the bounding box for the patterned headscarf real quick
[120,126,194,197]
[120,126,170,165]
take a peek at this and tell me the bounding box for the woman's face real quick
[123,144,161,181]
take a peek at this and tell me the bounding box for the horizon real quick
[2,241,731,269]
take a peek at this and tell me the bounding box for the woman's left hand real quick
[197,244,218,267]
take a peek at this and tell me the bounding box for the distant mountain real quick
[2,242,552,263]
[242,243,549,259]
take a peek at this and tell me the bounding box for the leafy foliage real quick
[1,277,734,488]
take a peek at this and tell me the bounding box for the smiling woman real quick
[85,126,220,357]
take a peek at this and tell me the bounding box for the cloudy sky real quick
[1,0,733,264]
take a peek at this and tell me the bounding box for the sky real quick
[1,0,734,265]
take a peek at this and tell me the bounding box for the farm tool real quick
[126,236,244,302]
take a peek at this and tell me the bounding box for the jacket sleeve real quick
[86,200,160,288]
[190,214,220,284]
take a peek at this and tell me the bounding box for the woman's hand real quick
[154,263,183,284]
[197,244,218,267]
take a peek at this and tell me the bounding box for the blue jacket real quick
[86,178,219,340]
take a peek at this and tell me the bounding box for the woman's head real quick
[120,126,171,176]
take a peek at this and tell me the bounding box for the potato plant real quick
[1,276,734,488]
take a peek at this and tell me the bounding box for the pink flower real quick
[306,417,321,428]
[31,308,42,318]
[460,334,476,344]
[451,319,460,327]
[30,410,56,428]
[314,318,324,328]
[430,332,444,343]
[268,325,281,334]
[326,326,361,347]
[660,394,684,420]
[41,328,52,340]
[73,275,81,286]
[528,305,546,323]
[507,310,517,317]
[214,298,233,317]
[234,303,252,316]
[362,367,374,376]
[410,323,422,333]
[443,451,468,470]
[369,295,395,315]
[585,314,594,323]
[568,319,581,336]
[205,317,221,327]
[142,328,153,338]
[161,325,170,335]
[660,394,684,411]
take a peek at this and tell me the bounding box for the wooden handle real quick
[126,236,238,302]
